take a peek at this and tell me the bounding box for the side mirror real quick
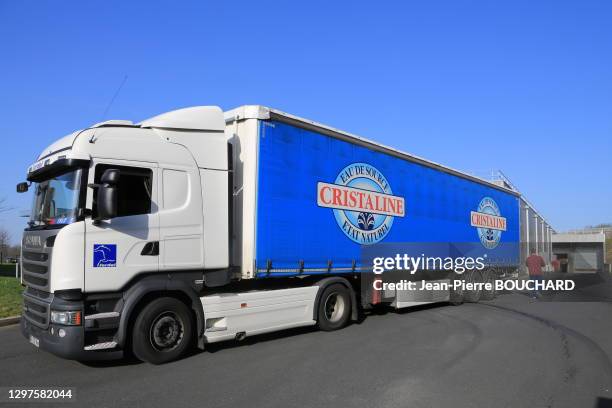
[16,182,29,193]
[101,168,120,185]
[96,169,120,220]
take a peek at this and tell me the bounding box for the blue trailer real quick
[225,105,521,313]
[253,119,520,276]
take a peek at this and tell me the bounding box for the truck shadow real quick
[595,397,612,408]
[201,302,449,355]
[199,325,319,355]
[80,302,457,366]
[79,354,142,368]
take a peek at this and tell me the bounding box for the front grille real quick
[21,249,51,291]
[23,294,50,328]
[26,287,51,300]
[23,274,48,287]
[22,262,47,274]
[21,231,56,292]
[24,310,46,325]
[26,302,46,314]
[22,251,48,262]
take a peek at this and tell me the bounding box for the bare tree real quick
[8,244,21,260]
[0,228,10,264]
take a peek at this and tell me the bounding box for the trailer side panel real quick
[254,120,520,277]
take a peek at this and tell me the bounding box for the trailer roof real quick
[224,105,520,197]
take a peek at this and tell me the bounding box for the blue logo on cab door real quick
[93,244,117,267]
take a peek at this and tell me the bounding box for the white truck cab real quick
[19,107,236,362]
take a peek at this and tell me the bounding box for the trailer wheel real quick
[317,284,351,331]
[463,269,483,303]
[480,269,497,301]
[132,297,193,364]
[449,276,464,306]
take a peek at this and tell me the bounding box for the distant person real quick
[526,249,545,299]
[551,256,560,273]
[560,257,569,273]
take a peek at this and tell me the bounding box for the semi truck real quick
[17,105,521,364]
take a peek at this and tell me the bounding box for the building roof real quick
[552,232,606,243]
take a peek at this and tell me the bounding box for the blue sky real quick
[0,0,610,244]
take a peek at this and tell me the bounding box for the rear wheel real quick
[449,276,465,305]
[132,297,194,364]
[480,269,497,301]
[317,284,351,331]
[463,269,483,303]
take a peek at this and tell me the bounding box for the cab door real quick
[158,166,204,271]
[84,160,159,292]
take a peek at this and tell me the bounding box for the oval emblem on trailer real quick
[471,197,506,249]
[317,162,405,245]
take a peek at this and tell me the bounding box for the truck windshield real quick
[29,169,82,227]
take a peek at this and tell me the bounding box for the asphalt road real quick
[2,275,612,408]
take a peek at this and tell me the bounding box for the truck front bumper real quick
[21,313,123,361]
[20,316,90,360]
[21,317,123,361]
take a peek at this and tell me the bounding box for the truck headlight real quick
[50,310,82,326]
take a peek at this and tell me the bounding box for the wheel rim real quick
[324,292,346,323]
[149,311,184,352]
[469,271,483,296]
[453,278,464,297]
[485,271,495,292]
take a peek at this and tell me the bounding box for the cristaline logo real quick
[471,197,506,249]
[317,162,405,245]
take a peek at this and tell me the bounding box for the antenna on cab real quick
[89,75,129,143]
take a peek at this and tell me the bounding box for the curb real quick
[0,316,21,327]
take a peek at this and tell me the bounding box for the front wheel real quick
[132,297,194,364]
[317,284,351,331]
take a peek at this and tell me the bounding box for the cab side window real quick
[93,165,153,218]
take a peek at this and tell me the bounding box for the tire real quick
[480,269,497,301]
[449,276,464,306]
[463,269,483,303]
[132,297,194,364]
[317,284,351,331]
